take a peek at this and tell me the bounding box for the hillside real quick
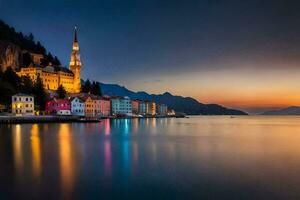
[0,20,60,71]
[261,106,300,115]
[100,83,247,115]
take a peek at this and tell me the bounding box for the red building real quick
[100,96,111,117]
[45,98,71,115]
[131,99,139,115]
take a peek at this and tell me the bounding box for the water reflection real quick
[132,141,138,174]
[5,117,300,199]
[13,125,23,175]
[104,140,112,177]
[104,119,110,136]
[58,124,75,199]
[30,124,41,180]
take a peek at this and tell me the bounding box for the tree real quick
[91,81,101,95]
[0,81,16,107]
[2,67,21,88]
[40,58,49,66]
[81,79,91,93]
[20,75,34,94]
[36,41,46,55]
[57,85,66,99]
[33,75,46,110]
[47,52,54,64]
[22,52,32,67]
[28,33,34,41]
[52,56,61,66]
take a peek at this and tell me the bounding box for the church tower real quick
[69,26,81,93]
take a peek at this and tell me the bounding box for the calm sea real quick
[1,116,300,199]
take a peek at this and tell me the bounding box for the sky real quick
[1,0,300,113]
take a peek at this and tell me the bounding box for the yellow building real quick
[82,95,94,117]
[16,27,82,93]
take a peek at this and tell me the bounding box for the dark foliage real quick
[0,20,61,66]
[57,85,66,99]
[0,68,47,110]
[91,81,101,96]
[81,80,102,96]
[33,75,46,110]
[81,79,91,93]
[22,52,33,67]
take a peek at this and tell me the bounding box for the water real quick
[1,116,300,199]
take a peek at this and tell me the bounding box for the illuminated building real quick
[111,96,132,116]
[11,93,34,116]
[131,99,139,115]
[138,101,146,115]
[30,53,44,65]
[16,27,82,93]
[45,98,71,115]
[145,101,156,116]
[82,95,94,117]
[70,97,85,116]
[69,26,82,93]
[91,96,103,117]
[157,104,168,115]
[99,96,111,117]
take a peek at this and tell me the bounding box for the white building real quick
[138,101,146,115]
[111,96,132,116]
[12,93,34,116]
[70,97,85,116]
[157,104,168,115]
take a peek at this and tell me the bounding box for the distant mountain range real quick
[100,83,247,115]
[261,106,300,115]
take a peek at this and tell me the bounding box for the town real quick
[0,26,176,122]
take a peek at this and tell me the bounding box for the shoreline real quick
[0,115,183,124]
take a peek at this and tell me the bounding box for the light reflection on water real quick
[1,116,300,199]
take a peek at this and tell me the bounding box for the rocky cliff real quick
[0,41,22,72]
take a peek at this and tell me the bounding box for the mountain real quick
[0,20,60,72]
[100,82,247,115]
[261,106,300,115]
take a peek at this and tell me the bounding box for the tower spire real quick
[74,26,78,43]
[69,26,81,93]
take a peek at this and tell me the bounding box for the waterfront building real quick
[45,98,71,115]
[138,101,146,115]
[93,96,102,117]
[157,104,168,115]
[82,95,94,117]
[131,100,139,115]
[16,27,82,93]
[146,101,156,116]
[11,93,34,116]
[111,96,132,116]
[70,97,85,116]
[99,96,111,117]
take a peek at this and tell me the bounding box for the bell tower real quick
[69,26,81,93]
